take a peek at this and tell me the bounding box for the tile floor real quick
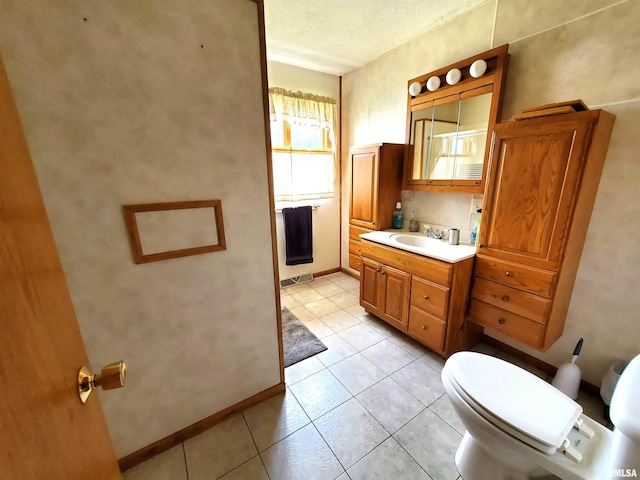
[123,272,610,480]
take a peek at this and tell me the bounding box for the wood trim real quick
[119,382,286,472]
[341,266,360,279]
[313,267,341,278]
[255,0,285,384]
[339,75,343,274]
[122,200,226,264]
[481,335,600,396]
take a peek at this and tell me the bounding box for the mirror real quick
[404,45,509,193]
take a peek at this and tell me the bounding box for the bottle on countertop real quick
[409,210,419,232]
[392,202,403,229]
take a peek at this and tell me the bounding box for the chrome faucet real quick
[424,226,441,239]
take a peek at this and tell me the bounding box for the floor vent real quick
[279,272,314,289]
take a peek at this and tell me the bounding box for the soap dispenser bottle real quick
[409,210,419,232]
[392,202,403,229]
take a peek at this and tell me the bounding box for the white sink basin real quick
[390,234,442,248]
[360,231,476,263]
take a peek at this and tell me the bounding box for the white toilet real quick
[442,351,640,480]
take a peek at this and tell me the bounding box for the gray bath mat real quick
[282,307,327,367]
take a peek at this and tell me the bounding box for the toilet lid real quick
[445,352,582,451]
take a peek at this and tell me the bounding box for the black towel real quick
[282,206,313,266]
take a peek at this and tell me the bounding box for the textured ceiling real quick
[263,0,488,75]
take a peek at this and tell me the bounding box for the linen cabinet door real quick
[379,265,411,330]
[479,114,594,270]
[350,148,379,229]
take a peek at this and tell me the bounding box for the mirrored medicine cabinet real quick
[404,44,510,194]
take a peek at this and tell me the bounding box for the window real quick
[268,88,337,202]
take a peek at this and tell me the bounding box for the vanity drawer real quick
[411,276,449,319]
[408,306,445,353]
[468,299,545,349]
[349,239,362,256]
[471,278,551,324]
[474,255,556,298]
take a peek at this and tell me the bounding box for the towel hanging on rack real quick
[282,206,313,265]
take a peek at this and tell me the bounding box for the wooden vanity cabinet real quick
[360,240,478,356]
[349,143,404,275]
[469,108,615,351]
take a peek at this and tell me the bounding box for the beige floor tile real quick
[314,398,389,469]
[344,303,370,320]
[302,318,335,339]
[284,284,314,294]
[218,455,269,480]
[184,414,257,480]
[356,377,425,434]
[284,356,325,386]
[325,272,352,283]
[362,316,397,338]
[260,424,345,480]
[243,389,311,452]
[347,437,431,480]
[289,369,352,420]
[122,444,187,480]
[394,409,462,480]
[281,295,302,310]
[320,310,362,332]
[338,323,385,351]
[334,277,360,291]
[292,288,326,306]
[391,359,447,407]
[361,339,416,375]
[329,291,360,309]
[289,305,318,322]
[329,353,387,396]
[309,276,333,287]
[429,394,466,436]
[387,333,429,358]
[316,333,358,367]
[418,350,446,373]
[313,282,346,297]
[305,298,342,317]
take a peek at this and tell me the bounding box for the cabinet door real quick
[360,257,382,314]
[379,264,411,330]
[350,149,378,229]
[479,114,594,270]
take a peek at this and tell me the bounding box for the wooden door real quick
[379,265,411,330]
[350,148,379,229]
[0,54,122,479]
[478,113,594,270]
[360,257,382,315]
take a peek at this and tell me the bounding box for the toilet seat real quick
[444,352,583,454]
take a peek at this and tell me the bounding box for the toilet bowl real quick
[442,351,640,480]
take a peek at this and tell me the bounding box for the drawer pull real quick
[501,295,509,302]
[423,295,430,301]
[381,271,386,275]
[498,318,506,325]
[421,325,427,330]
[376,269,381,273]
[505,271,512,277]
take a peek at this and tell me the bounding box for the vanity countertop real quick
[360,230,477,263]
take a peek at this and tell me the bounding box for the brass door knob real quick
[421,325,427,330]
[501,295,509,302]
[498,318,506,325]
[505,271,512,277]
[78,361,127,404]
[424,296,430,301]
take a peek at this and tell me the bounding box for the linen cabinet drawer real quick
[349,225,371,242]
[408,306,445,353]
[468,299,545,349]
[471,278,551,324]
[411,276,449,319]
[349,253,362,272]
[474,255,556,297]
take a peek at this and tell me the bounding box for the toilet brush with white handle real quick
[552,338,583,400]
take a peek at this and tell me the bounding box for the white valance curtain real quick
[268,88,338,202]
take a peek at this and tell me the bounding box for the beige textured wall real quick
[342,0,640,384]
[0,0,281,456]
[267,61,341,278]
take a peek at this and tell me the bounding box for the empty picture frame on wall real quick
[122,200,226,264]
